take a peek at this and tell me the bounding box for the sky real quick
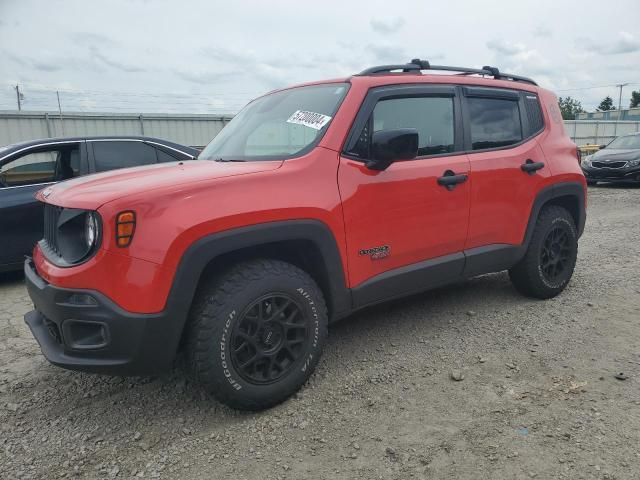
[1,0,639,114]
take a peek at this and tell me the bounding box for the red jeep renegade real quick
[24,60,586,410]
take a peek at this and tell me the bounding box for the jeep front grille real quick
[592,161,627,169]
[43,204,63,256]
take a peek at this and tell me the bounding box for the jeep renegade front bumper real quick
[23,258,179,375]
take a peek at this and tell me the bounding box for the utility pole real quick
[614,83,629,136]
[616,83,629,113]
[15,85,22,111]
[56,91,65,136]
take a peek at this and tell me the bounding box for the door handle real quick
[521,159,545,174]
[437,170,468,190]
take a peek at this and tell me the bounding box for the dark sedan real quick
[0,136,199,272]
[581,132,640,185]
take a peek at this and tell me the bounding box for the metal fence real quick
[564,120,640,146]
[2,111,640,150]
[0,111,234,149]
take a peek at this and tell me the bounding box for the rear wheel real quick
[509,206,578,299]
[186,259,328,411]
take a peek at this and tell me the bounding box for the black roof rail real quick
[357,58,538,86]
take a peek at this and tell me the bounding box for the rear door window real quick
[467,97,523,150]
[92,141,158,172]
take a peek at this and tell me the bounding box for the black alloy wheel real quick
[231,294,309,384]
[540,226,571,283]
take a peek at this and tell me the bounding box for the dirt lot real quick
[1,185,639,480]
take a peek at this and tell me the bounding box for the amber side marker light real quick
[116,211,136,247]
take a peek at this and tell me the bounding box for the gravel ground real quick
[1,185,639,480]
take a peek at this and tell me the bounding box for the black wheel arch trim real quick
[523,181,586,246]
[167,219,351,325]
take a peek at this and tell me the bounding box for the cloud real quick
[31,60,63,72]
[532,25,553,38]
[189,47,293,89]
[486,39,552,76]
[487,39,527,56]
[72,32,115,46]
[370,17,405,34]
[589,31,640,54]
[176,70,241,84]
[4,51,67,73]
[89,46,145,73]
[367,44,407,63]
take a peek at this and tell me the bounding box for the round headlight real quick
[85,212,98,248]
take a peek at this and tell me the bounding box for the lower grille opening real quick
[63,320,109,350]
[42,316,63,344]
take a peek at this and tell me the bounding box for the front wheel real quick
[509,205,578,299]
[186,259,328,411]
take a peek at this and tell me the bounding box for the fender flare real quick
[163,220,351,341]
[522,181,586,249]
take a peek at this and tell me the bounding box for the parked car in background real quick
[0,136,198,272]
[581,132,640,185]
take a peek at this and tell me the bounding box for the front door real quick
[337,85,470,306]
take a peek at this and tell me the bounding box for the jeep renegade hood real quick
[38,159,282,209]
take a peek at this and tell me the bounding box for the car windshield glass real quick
[607,135,640,149]
[199,83,349,161]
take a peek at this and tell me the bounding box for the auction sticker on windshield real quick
[286,110,332,130]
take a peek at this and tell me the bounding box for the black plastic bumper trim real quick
[23,258,179,375]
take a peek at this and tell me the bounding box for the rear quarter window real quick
[524,94,545,136]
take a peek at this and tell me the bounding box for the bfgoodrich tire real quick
[186,259,328,411]
[509,205,578,299]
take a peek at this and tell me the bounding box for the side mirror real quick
[599,144,607,150]
[366,128,419,171]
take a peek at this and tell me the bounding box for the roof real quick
[0,136,199,159]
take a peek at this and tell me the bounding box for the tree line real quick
[558,90,640,120]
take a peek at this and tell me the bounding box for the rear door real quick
[0,142,87,269]
[462,88,551,251]
[338,85,470,305]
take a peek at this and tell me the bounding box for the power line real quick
[8,83,259,99]
[556,82,640,92]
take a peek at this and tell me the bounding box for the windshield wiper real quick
[211,157,245,162]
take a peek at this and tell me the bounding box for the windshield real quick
[607,135,640,150]
[199,83,349,161]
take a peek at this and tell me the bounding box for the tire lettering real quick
[219,310,242,390]
[297,287,320,371]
